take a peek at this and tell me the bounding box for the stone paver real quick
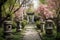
[21,24,41,40]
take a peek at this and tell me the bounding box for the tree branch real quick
[14,0,25,13]
[9,0,16,13]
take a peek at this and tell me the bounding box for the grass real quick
[12,33,24,40]
[0,27,4,40]
[42,34,56,40]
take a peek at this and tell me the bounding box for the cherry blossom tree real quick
[46,0,60,17]
[36,4,54,20]
[46,0,60,32]
[37,0,60,32]
[15,7,26,21]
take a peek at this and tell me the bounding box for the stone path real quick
[21,24,41,40]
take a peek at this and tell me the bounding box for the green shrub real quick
[0,37,4,40]
[0,28,4,40]
[35,21,41,29]
[21,20,27,29]
[43,36,55,40]
[36,21,41,25]
[12,21,17,29]
[57,32,60,38]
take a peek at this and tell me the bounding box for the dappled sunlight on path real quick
[21,24,41,40]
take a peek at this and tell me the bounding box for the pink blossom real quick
[36,4,54,19]
[15,7,25,20]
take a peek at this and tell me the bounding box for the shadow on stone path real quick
[21,24,41,40]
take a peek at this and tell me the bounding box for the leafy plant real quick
[39,0,45,4]
[35,20,41,29]
[21,20,27,29]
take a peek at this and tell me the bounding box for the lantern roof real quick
[27,12,34,15]
[46,27,53,29]
[46,20,53,22]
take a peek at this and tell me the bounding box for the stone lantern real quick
[15,16,22,32]
[4,21,12,40]
[40,22,45,32]
[45,20,54,36]
[27,12,34,23]
[16,21,22,32]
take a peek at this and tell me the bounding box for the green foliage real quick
[12,21,17,29]
[21,20,27,28]
[39,0,45,4]
[42,34,55,40]
[35,20,41,29]
[0,28,4,40]
[27,7,34,13]
[1,0,16,19]
[0,37,4,40]
[12,32,23,40]
[57,32,60,38]
[43,37,55,40]
[36,21,41,25]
